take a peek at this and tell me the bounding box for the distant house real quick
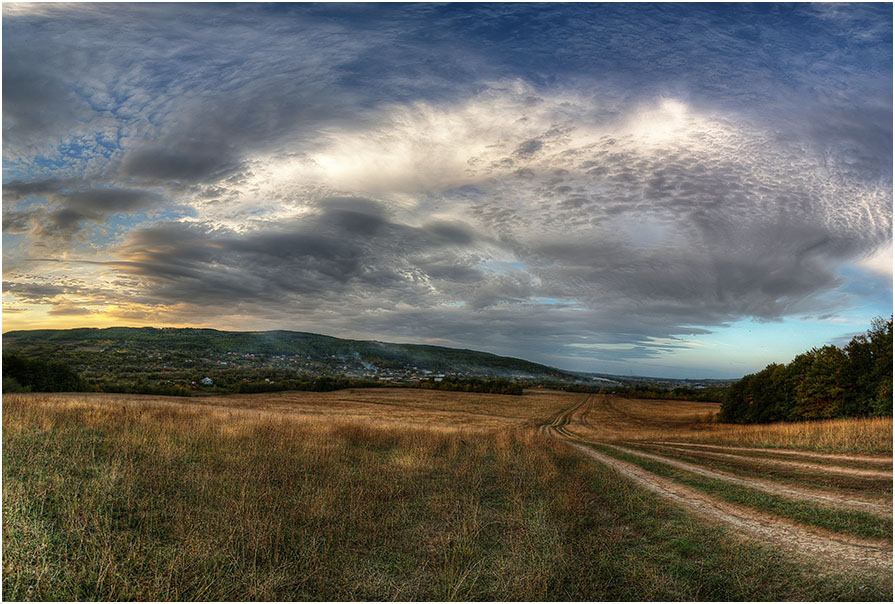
[200,377,213,386]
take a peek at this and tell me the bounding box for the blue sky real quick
[2,3,892,378]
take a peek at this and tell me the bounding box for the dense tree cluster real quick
[415,378,523,395]
[721,317,893,423]
[2,354,87,393]
[608,385,728,403]
[540,382,728,402]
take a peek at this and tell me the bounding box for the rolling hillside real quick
[2,326,572,381]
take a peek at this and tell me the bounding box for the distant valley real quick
[2,327,730,395]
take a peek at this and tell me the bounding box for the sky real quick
[2,2,892,378]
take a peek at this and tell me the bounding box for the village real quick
[189,351,456,387]
[108,348,507,392]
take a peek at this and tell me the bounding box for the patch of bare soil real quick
[566,441,893,573]
[645,443,893,479]
[647,441,893,466]
[606,443,892,516]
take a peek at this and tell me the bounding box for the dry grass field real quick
[3,389,892,600]
[25,387,576,432]
[553,393,893,454]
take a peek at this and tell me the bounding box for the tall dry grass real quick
[631,416,893,455]
[3,393,890,600]
[2,395,551,600]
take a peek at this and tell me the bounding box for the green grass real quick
[3,397,891,601]
[590,444,893,541]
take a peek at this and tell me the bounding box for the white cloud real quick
[856,241,894,277]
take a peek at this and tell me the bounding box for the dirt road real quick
[540,394,893,573]
[647,440,893,465]
[607,442,892,516]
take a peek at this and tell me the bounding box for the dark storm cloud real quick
[421,221,476,246]
[804,99,893,181]
[1,59,87,155]
[108,202,484,308]
[514,139,544,159]
[527,231,846,324]
[2,281,69,302]
[3,179,162,237]
[119,148,238,185]
[3,178,75,200]
[312,302,716,370]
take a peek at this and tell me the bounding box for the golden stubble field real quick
[6,387,581,432]
[3,388,892,601]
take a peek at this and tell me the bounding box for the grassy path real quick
[539,395,894,575]
[608,443,891,516]
[642,443,892,479]
[646,441,893,465]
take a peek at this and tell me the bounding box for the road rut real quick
[567,441,892,572]
[606,442,892,516]
[539,396,893,574]
[648,441,893,465]
[645,443,892,479]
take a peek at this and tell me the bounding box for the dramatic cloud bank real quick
[3,3,891,376]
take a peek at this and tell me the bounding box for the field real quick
[3,389,892,600]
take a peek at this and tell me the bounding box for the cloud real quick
[856,242,894,277]
[1,60,87,157]
[7,88,890,367]
[102,200,485,309]
[46,303,96,316]
[119,147,238,185]
[3,179,163,238]
[2,3,891,373]
[2,281,69,302]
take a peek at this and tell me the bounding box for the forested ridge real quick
[2,327,565,377]
[721,317,893,423]
[1,327,559,395]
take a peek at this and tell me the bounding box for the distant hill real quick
[2,326,573,381]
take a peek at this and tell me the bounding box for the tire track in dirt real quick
[539,397,893,574]
[647,441,892,465]
[645,443,892,479]
[539,395,588,437]
[606,443,892,516]
[566,441,893,572]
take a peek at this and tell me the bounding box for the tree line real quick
[1,357,524,397]
[2,355,87,393]
[721,317,892,423]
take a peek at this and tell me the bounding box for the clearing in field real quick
[3,389,892,601]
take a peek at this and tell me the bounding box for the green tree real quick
[793,346,848,419]
[2,354,86,392]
